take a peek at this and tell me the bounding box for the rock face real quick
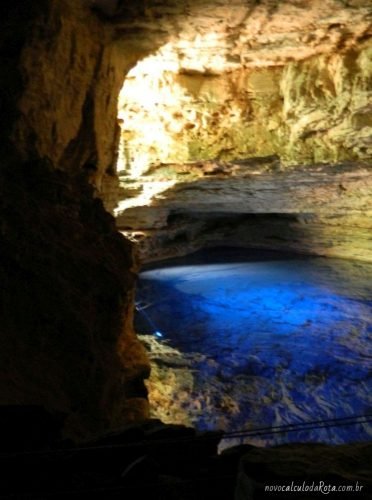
[118,45,372,169]
[0,160,149,439]
[113,0,372,263]
[0,0,151,439]
[117,160,372,262]
[116,0,372,171]
[6,0,132,208]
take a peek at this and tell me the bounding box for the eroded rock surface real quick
[117,160,372,262]
[115,0,372,172]
[0,0,151,439]
[114,0,372,261]
[118,44,372,169]
[7,1,130,207]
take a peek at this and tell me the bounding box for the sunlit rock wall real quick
[115,0,372,263]
[117,160,372,262]
[118,44,372,169]
[0,0,150,439]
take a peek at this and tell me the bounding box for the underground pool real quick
[135,248,372,448]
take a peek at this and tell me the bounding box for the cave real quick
[0,0,371,497]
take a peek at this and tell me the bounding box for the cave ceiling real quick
[97,0,372,68]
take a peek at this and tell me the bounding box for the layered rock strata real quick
[114,0,372,262]
[117,160,372,262]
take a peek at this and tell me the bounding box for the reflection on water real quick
[136,248,372,446]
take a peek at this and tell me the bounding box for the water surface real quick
[136,248,372,446]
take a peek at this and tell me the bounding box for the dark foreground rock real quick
[0,161,149,440]
[0,410,370,499]
[235,443,372,499]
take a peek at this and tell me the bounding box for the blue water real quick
[136,248,372,446]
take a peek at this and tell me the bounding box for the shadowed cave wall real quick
[0,0,156,439]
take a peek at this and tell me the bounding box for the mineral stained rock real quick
[114,0,372,262]
[116,0,372,169]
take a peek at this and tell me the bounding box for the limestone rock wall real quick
[118,43,372,170]
[0,0,151,439]
[8,1,130,197]
[114,0,372,264]
[117,160,372,263]
[281,46,372,164]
